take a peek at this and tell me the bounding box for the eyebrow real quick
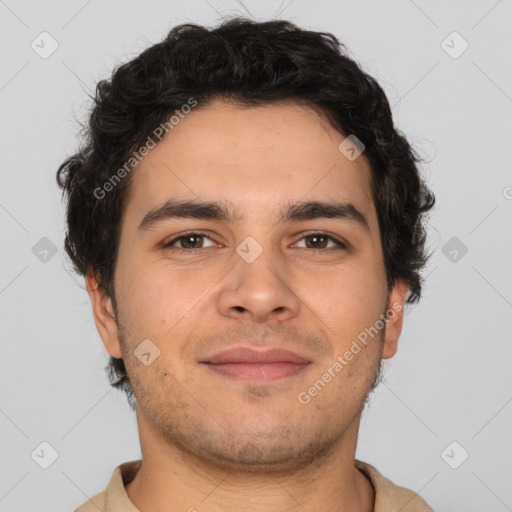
[137,199,370,232]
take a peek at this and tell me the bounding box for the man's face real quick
[89,99,408,472]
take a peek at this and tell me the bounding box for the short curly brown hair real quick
[57,17,435,410]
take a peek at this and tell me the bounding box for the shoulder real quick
[74,490,106,512]
[355,460,433,512]
[73,460,141,512]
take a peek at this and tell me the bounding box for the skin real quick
[86,99,409,512]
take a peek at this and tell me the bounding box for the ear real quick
[85,271,123,359]
[381,279,410,360]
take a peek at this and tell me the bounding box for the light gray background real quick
[1,1,511,511]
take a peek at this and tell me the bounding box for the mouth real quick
[200,347,311,382]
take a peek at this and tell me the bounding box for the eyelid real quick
[292,230,348,249]
[162,230,218,249]
[162,230,347,250]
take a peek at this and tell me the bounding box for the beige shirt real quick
[75,459,432,512]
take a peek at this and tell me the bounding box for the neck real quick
[125,415,375,512]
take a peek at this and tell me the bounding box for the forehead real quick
[122,99,376,229]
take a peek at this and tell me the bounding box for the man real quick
[57,17,435,512]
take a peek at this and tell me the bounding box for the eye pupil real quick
[306,234,328,249]
[182,234,203,249]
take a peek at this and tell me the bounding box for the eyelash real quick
[162,231,347,252]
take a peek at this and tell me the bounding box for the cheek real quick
[116,257,219,339]
[303,264,384,328]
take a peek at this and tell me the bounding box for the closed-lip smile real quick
[200,347,311,382]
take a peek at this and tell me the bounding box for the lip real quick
[202,347,311,365]
[200,347,311,382]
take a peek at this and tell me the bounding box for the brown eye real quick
[294,232,346,250]
[163,232,216,250]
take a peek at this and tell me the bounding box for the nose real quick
[216,248,301,324]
